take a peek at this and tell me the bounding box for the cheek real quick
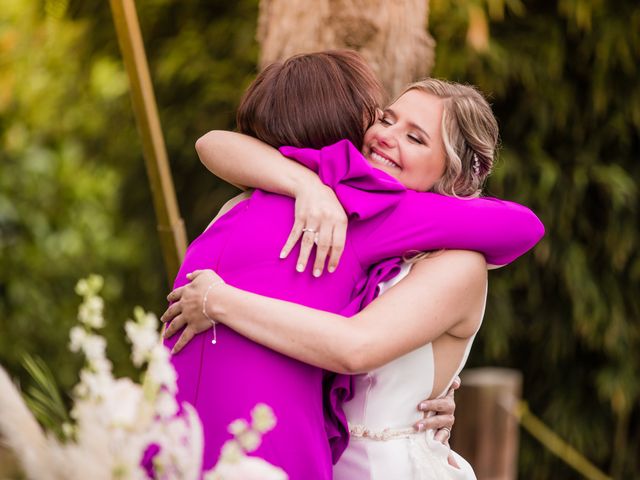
[362,127,378,144]
[407,152,445,190]
[419,150,446,178]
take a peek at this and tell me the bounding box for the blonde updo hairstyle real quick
[398,78,499,198]
[400,79,499,264]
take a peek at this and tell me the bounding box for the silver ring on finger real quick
[439,427,451,438]
[302,227,319,244]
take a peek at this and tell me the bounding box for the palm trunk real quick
[258,0,435,97]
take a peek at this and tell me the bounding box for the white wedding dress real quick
[333,263,483,480]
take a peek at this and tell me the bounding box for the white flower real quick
[70,328,112,376]
[75,275,103,297]
[90,356,113,376]
[62,422,75,439]
[218,441,244,463]
[155,390,179,419]
[228,419,249,436]
[166,415,189,441]
[146,345,177,392]
[69,326,87,353]
[76,369,112,400]
[103,378,143,428]
[251,404,277,433]
[133,306,157,329]
[75,278,90,296]
[78,296,105,328]
[237,430,261,453]
[81,334,107,364]
[205,456,288,480]
[125,314,159,367]
[14,275,287,480]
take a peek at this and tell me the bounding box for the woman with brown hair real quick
[163,51,543,479]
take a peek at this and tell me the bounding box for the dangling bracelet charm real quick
[202,279,225,345]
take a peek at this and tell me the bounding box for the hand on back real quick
[280,182,347,277]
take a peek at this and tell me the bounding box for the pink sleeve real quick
[359,191,544,266]
[279,140,544,266]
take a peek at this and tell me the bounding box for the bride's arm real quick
[196,130,314,196]
[163,250,487,374]
[196,131,347,275]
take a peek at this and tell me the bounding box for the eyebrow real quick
[384,108,431,141]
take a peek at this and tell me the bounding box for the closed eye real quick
[408,134,424,144]
[379,116,393,126]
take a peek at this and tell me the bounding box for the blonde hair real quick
[398,79,499,263]
[397,78,499,199]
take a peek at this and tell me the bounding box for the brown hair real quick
[398,79,499,198]
[236,50,385,150]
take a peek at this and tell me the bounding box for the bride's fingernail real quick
[419,402,427,410]
[296,263,304,272]
[279,250,286,259]
[313,269,321,277]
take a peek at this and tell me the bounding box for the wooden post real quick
[451,368,522,480]
[0,442,21,478]
[109,0,187,286]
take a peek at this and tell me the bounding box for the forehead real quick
[388,89,444,132]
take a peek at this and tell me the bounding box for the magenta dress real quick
[164,140,544,479]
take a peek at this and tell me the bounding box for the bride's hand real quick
[414,376,460,446]
[279,181,347,277]
[161,269,226,354]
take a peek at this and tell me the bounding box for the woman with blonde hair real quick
[165,74,541,478]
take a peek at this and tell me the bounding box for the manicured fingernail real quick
[313,269,321,277]
[328,265,336,273]
[419,402,427,410]
[296,263,304,272]
[280,250,286,259]
[416,423,425,431]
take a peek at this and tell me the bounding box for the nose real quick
[376,127,397,148]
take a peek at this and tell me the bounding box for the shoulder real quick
[221,190,253,212]
[206,191,253,231]
[412,250,486,281]
[410,251,487,337]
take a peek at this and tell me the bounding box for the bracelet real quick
[202,279,225,345]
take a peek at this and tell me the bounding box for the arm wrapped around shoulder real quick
[280,139,545,267]
[364,192,545,267]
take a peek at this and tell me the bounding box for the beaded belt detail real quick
[348,422,420,441]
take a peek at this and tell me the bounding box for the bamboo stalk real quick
[512,400,612,480]
[109,0,187,286]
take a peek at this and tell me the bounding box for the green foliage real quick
[0,0,166,396]
[430,0,639,477]
[22,353,70,439]
[0,0,257,392]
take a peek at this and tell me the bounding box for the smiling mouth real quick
[369,150,401,169]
